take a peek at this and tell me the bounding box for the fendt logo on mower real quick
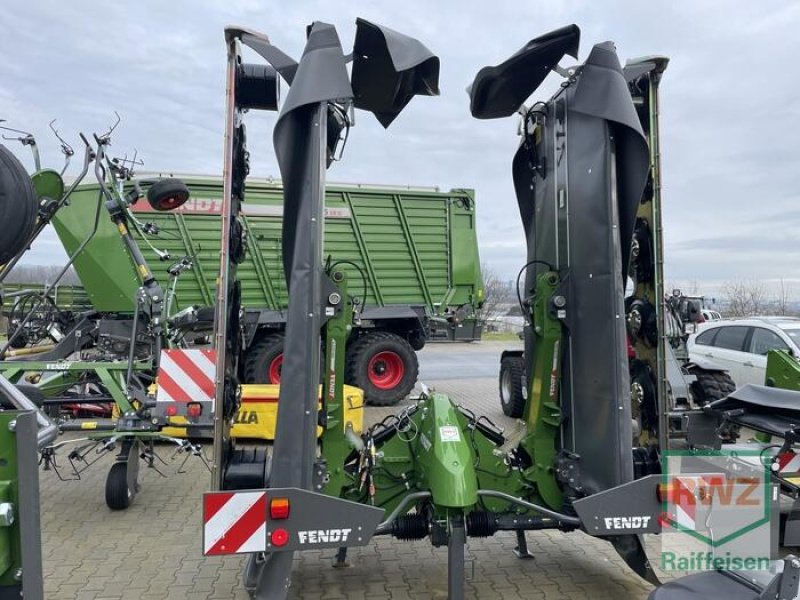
[297,528,352,545]
[604,516,651,530]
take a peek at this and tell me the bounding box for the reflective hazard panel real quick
[203,491,267,555]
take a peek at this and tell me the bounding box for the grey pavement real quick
[41,343,662,600]
[417,340,521,381]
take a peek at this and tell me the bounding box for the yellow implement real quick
[162,383,365,440]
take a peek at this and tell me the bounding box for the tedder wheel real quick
[499,355,526,418]
[146,178,190,211]
[243,333,285,384]
[0,144,38,265]
[106,442,141,510]
[346,331,418,406]
[690,369,736,406]
[105,462,134,510]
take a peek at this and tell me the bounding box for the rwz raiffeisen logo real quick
[659,450,772,571]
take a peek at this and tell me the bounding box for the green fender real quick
[413,392,477,508]
[31,169,64,202]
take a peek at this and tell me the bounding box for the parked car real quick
[688,318,800,387]
[700,309,723,322]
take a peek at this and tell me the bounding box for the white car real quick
[700,309,722,322]
[688,318,800,387]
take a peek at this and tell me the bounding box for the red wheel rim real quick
[367,351,404,390]
[268,354,283,383]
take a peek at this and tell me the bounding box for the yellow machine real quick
[162,384,365,440]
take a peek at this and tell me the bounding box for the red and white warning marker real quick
[203,491,268,555]
[156,349,216,406]
[775,450,800,475]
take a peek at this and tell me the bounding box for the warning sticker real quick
[420,434,432,451]
[439,426,461,442]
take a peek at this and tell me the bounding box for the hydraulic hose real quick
[477,490,581,525]
[373,491,432,535]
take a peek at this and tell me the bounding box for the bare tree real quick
[722,279,768,317]
[3,264,80,286]
[776,278,791,316]
[479,263,509,321]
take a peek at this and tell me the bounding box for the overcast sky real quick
[2,0,798,299]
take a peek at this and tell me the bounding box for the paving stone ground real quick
[41,343,666,599]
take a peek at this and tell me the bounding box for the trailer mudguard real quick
[512,41,649,496]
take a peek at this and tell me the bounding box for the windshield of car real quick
[779,325,800,347]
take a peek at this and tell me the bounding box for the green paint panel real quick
[0,414,20,584]
[50,180,482,317]
[765,350,800,391]
[412,393,478,508]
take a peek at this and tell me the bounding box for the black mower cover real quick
[470,25,580,120]
[265,19,440,495]
[246,19,439,597]
[471,28,649,495]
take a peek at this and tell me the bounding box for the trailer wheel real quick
[690,369,736,406]
[243,333,285,384]
[106,462,134,510]
[0,144,38,265]
[346,331,418,406]
[499,355,526,418]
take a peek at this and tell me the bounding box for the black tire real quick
[0,144,38,265]
[7,328,28,349]
[146,178,190,211]
[105,462,133,510]
[630,361,657,433]
[690,369,736,406]
[345,331,418,406]
[243,333,285,384]
[499,355,526,418]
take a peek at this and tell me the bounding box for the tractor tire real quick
[0,144,38,265]
[345,331,418,406]
[690,369,736,406]
[105,462,134,510]
[243,333,285,384]
[499,355,526,418]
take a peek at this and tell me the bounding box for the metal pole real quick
[16,411,44,600]
[447,515,465,600]
[0,376,57,449]
[211,35,240,490]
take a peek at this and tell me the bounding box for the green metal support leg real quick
[447,515,466,600]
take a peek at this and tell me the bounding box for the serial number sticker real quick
[439,426,461,442]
